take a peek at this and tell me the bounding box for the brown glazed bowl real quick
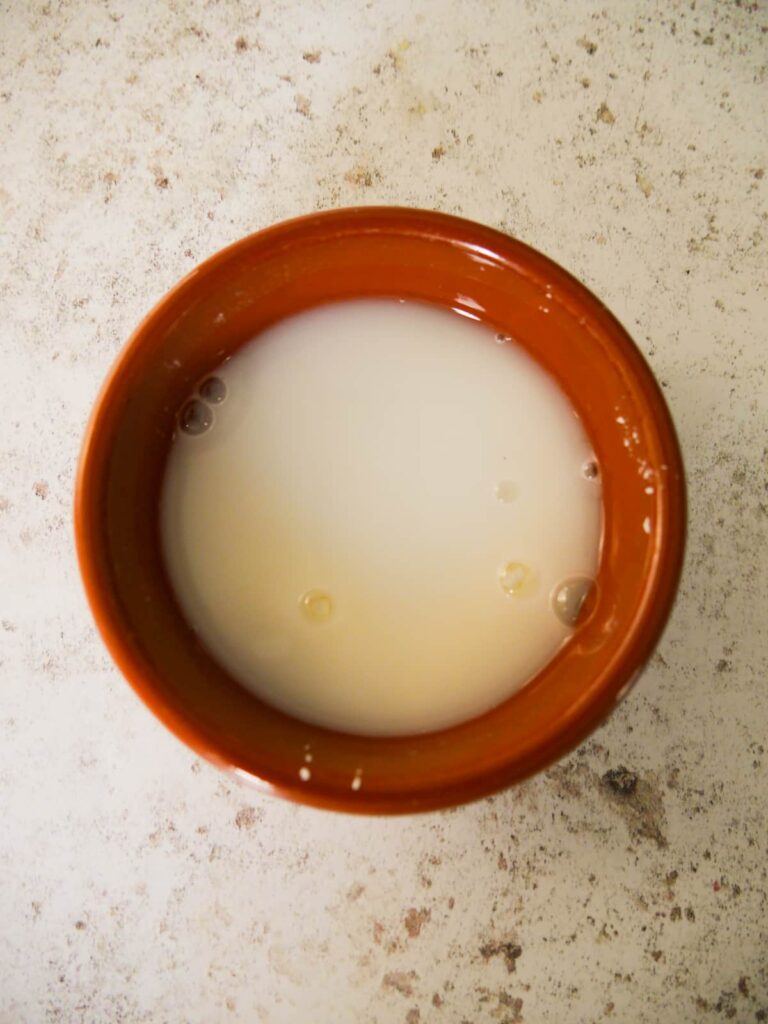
[75,207,685,814]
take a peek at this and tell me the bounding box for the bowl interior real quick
[76,208,685,813]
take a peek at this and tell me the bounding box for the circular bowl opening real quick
[75,207,685,814]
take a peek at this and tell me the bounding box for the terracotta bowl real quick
[75,207,685,814]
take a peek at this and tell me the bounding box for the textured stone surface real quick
[1,1,766,1021]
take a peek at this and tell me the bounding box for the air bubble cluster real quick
[495,456,598,628]
[178,375,228,436]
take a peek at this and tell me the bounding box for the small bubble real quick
[199,375,227,404]
[499,562,533,597]
[495,333,510,344]
[179,399,213,435]
[299,766,311,782]
[495,480,518,503]
[552,577,594,627]
[351,770,363,791]
[582,459,599,480]
[643,516,652,535]
[301,589,334,622]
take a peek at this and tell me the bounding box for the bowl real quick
[75,207,685,814]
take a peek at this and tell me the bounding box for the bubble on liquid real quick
[301,589,334,622]
[199,375,227,404]
[299,766,311,781]
[499,561,533,597]
[495,333,511,344]
[582,459,599,480]
[351,769,363,791]
[495,480,518,503]
[552,577,594,627]
[179,399,213,435]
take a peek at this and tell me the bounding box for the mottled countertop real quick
[1,1,767,1021]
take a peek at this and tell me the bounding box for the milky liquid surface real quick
[160,300,602,736]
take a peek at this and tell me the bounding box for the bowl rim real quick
[75,206,686,814]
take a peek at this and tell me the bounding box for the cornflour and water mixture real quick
[161,300,602,736]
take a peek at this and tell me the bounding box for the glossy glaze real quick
[74,208,686,813]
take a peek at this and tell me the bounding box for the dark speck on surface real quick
[404,908,430,938]
[480,941,522,973]
[577,35,598,54]
[600,768,667,846]
[234,806,258,830]
[382,971,418,997]
[602,766,638,795]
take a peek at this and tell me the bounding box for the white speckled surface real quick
[1,2,767,1022]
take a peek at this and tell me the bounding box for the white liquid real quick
[161,300,602,736]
